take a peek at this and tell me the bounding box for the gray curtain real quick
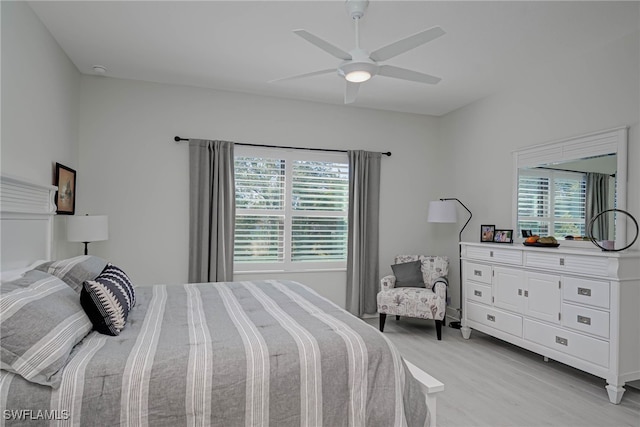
[586,172,610,240]
[346,150,381,316]
[189,140,235,282]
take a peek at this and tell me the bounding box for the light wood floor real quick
[364,317,640,427]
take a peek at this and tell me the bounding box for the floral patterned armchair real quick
[377,255,449,340]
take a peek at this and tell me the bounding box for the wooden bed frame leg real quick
[435,320,442,340]
[379,313,386,332]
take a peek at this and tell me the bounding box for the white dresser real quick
[460,242,640,404]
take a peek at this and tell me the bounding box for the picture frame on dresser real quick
[481,225,495,242]
[493,229,513,243]
[54,162,76,215]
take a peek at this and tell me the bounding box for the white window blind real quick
[517,169,586,237]
[553,175,586,236]
[234,156,285,263]
[234,147,349,271]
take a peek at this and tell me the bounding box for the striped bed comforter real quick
[1,280,428,426]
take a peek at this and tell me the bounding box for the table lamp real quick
[67,214,109,255]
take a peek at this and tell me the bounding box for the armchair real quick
[377,255,449,340]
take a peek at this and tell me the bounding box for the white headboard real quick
[1,175,57,270]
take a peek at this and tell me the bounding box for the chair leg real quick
[435,320,443,340]
[395,315,400,320]
[379,313,387,332]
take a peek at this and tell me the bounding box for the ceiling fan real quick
[271,0,445,104]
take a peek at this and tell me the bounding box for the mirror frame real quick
[512,126,628,248]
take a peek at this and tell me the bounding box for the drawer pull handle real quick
[577,287,592,297]
[555,336,568,346]
[474,270,482,276]
[474,290,482,297]
[559,258,565,266]
[524,290,529,297]
[577,315,591,325]
[490,251,494,257]
[518,289,522,296]
[487,314,495,322]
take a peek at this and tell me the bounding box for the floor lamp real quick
[428,198,472,329]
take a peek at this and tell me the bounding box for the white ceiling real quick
[28,1,639,116]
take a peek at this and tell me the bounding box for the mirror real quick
[513,127,628,248]
[517,154,617,239]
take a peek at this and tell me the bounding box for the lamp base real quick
[449,320,462,329]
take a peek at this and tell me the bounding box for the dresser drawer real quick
[465,262,492,285]
[465,246,522,265]
[524,319,609,368]
[562,276,610,309]
[466,282,492,305]
[525,252,609,276]
[562,303,609,339]
[467,302,522,337]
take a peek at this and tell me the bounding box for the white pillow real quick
[0,260,47,282]
[1,268,30,282]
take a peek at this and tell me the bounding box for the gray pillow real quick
[391,260,425,288]
[0,270,93,388]
[35,255,107,293]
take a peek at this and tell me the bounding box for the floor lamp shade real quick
[67,215,108,254]
[428,200,458,223]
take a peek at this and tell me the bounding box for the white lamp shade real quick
[427,200,458,223]
[67,215,109,242]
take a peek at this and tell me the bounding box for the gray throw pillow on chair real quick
[391,260,425,288]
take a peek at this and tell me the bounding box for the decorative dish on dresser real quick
[522,235,560,247]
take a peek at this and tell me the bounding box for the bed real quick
[0,174,444,426]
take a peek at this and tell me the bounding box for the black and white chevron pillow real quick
[80,263,135,336]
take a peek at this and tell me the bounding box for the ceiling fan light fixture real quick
[345,70,371,83]
[339,59,377,83]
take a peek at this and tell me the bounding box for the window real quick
[234,146,349,271]
[517,169,586,237]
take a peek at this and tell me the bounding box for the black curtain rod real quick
[174,136,391,157]
[535,166,615,178]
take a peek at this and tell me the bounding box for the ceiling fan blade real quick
[378,65,442,85]
[344,81,360,104]
[269,68,336,83]
[293,29,352,60]
[370,26,445,62]
[378,65,441,85]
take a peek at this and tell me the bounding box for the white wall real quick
[5,1,637,314]
[76,76,448,306]
[439,31,640,313]
[0,1,81,258]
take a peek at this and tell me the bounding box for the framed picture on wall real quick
[494,229,514,244]
[55,162,76,215]
[481,224,495,242]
